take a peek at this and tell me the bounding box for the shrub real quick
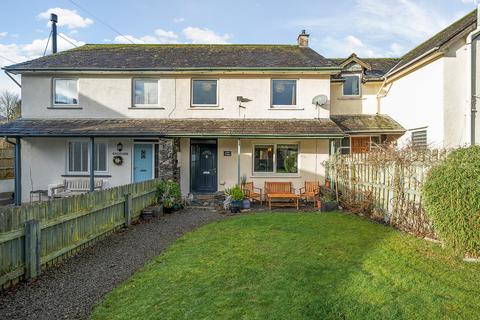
[229,185,244,201]
[156,180,182,208]
[423,146,480,255]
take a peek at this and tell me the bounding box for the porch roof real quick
[0,118,345,138]
[330,114,405,134]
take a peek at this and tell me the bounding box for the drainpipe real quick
[6,137,21,205]
[467,6,480,145]
[89,137,95,192]
[237,138,241,185]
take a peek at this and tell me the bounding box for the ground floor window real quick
[253,144,298,174]
[68,141,108,173]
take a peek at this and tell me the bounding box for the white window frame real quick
[66,140,109,174]
[191,79,219,107]
[252,143,300,176]
[342,74,362,97]
[132,78,160,108]
[53,78,79,106]
[271,79,298,108]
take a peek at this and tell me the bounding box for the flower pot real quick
[325,179,331,189]
[163,206,174,214]
[321,201,338,212]
[242,199,251,209]
[230,200,242,213]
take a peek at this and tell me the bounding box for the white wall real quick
[179,137,329,196]
[330,82,381,115]
[20,137,141,202]
[381,58,445,147]
[21,74,331,119]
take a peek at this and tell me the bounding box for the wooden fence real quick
[326,151,445,237]
[0,139,14,180]
[0,179,160,289]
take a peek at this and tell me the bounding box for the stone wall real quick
[157,138,180,182]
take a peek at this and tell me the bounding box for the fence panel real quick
[327,151,444,238]
[0,179,159,289]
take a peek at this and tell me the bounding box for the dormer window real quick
[342,75,361,96]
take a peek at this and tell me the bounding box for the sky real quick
[0,0,478,93]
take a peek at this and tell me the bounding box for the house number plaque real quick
[224,150,232,156]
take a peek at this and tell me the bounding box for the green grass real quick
[91,212,480,320]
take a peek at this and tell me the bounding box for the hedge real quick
[423,146,480,256]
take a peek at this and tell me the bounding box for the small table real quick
[267,193,300,210]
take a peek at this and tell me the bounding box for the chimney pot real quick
[297,30,310,47]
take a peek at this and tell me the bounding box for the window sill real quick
[337,97,365,100]
[47,106,83,110]
[128,107,165,110]
[62,174,112,178]
[188,107,224,110]
[269,107,304,111]
[250,174,301,178]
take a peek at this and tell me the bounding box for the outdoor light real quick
[117,142,123,152]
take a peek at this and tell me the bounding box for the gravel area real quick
[0,209,224,320]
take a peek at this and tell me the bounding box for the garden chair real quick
[243,182,263,205]
[299,181,320,204]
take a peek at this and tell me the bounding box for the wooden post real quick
[237,138,241,185]
[124,193,132,226]
[24,219,41,280]
[89,137,95,192]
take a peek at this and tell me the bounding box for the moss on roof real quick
[330,57,401,79]
[4,44,340,72]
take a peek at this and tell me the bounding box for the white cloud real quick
[0,32,7,38]
[182,27,231,44]
[173,17,185,23]
[38,8,93,29]
[461,0,478,4]
[113,29,179,44]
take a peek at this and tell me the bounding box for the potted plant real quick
[156,180,182,214]
[318,186,338,212]
[239,175,251,209]
[229,185,244,213]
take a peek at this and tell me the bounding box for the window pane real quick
[254,145,274,172]
[192,80,217,105]
[272,80,296,105]
[135,80,158,105]
[68,141,88,172]
[276,144,298,173]
[343,76,360,96]
[412,130,427,149]
[55,79,78,104]
[94,143,107,171]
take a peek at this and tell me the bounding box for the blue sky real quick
[0,0,478,92]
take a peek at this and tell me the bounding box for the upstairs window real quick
[272,79,297,106]
[191,79,218,106]
[134,79,159,106]
[54,78,78,105]
[342,75,360,96]
[68,141,108,173]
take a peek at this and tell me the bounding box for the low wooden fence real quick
[326,151,445,237]
[0,179,160,289]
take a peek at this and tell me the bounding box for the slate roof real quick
[330,114,405,134]
[330,58,401,80]
[0,118,344,137]
[389,9,477,75]
[3,44,340,73]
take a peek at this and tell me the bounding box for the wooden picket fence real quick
[326,151,446,237]
[0,179,160,289]
[0,139,14,180]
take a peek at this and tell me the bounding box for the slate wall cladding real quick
[158,138,180,182]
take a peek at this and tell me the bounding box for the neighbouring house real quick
[0,30,404,203]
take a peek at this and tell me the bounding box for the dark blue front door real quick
[190,140,217,193]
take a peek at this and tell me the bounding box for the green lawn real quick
[92,212,480,320]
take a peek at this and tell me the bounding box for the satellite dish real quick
[312,94,328,107]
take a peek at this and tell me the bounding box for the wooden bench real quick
[50,179,104,198]
[299,181,320,204]
[264,182,299,210]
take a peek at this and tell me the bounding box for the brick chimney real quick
[297,30,309,48]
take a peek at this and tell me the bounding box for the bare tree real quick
[0,90,20,121]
